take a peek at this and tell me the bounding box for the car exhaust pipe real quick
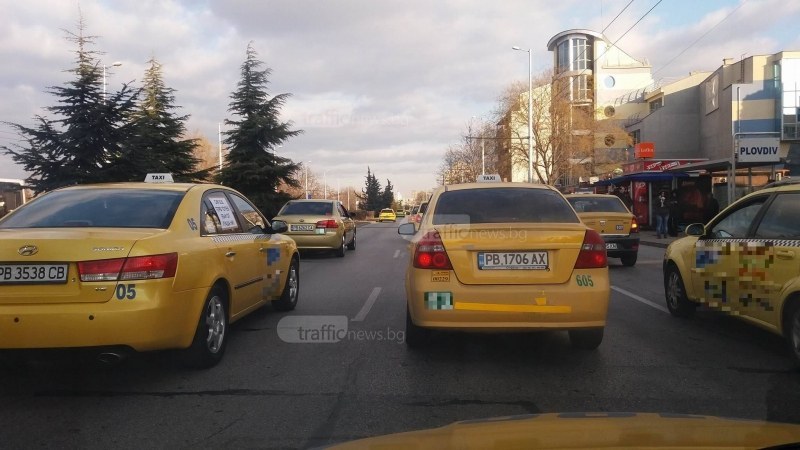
[96,352,125,364]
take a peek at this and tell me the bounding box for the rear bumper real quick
[603,235,639,257]
[284,231,343,249]
[0,283,206,352]
[407,267,609,331]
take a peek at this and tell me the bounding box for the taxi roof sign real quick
[477,174,501,183]
[144,173,174,183]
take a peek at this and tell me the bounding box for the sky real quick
[1,0,799,199]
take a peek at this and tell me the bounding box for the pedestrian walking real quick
[654,191,670,239]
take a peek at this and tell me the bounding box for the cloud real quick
[1,0,798,196]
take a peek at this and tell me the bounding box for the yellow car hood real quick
[329,413,800,449]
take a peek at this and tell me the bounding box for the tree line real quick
[1,16,301,218]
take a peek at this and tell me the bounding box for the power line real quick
[652,0,748,77]
[602,0,636,34]
[551,0,663,104]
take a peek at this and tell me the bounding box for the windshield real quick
[0,189,183,228]
[278,201,334,216]
[568,196,629,213]
[433,188,579,224]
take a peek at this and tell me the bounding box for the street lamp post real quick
[512,46,533,183]
[305,162,311,199]
[103,61,122,102]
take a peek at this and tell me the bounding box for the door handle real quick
[259,247,268,253]
[225,251,236,257]
[777,250,795,259]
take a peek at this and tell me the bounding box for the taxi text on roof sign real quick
[144,173,174,183]
[477,174,501,183]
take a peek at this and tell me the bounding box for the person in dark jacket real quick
[654,191,670,239]
[668,190,680,237]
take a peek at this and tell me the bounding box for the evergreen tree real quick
[358,167,383,211]
[381,179,395,209]
[121,57,211,182]
[217,43,302,218]
[1,17,138,193]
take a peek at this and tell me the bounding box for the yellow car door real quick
[226,192,288,303]
[202,191,265,316]
[691,195,769,315]
[745,192,800,329]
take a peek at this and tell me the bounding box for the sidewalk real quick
[637,229,681,249]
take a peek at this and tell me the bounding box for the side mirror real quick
[349,212,357,218]
[398,222,416,236]
[685,223,704,237]
[270,220,288,234]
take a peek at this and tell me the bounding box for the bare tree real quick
[494,71,631,186]
[278,163,323,199]
[438,118,498,185]
[188,130,220,173]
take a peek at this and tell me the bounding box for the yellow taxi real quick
[566,194,640,266]
[0,175,300,368]
[378,208,397,222]
[663,180,800,365]
[398,177,610,349]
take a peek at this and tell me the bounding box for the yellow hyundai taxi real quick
[378,208,397,222]
[0,175,300,368]
[663,180,800,365]
[566,194,640,266]
[398,178,610,349]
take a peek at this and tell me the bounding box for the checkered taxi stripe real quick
[700,238,800,247]
[211,234,257,244]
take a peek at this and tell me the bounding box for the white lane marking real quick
[352,287,382,322]
[611,285,669,314]
[393,250,401,258]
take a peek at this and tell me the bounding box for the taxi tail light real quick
[316,219,339,229]
[631,216,639,233]
[413,230,453,270]
[574,230,608,269]
[78,253,178,282]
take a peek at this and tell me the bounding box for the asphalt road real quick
[1,221,799,449]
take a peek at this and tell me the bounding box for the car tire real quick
[664,264,696,318]
[568,328,604,350]
[620,253,637,267]
[405,307,430,349]
[182,286,228,369]
[346,231,356,250]
[783,301,800,367]
[272,257,299,312]
[335,235,346,257]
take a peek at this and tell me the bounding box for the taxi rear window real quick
[567,196,628,213]
[279,201,333,215]
[0,189,184,229]
[432,188,579,224]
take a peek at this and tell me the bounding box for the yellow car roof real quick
[54,182,203,193]
[435,182,557,193]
